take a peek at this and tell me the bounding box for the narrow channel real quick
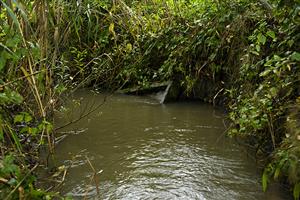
[53,90,291,200]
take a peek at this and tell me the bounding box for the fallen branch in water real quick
[84,156,103,200]
[54,93,110,131]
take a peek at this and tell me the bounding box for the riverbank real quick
[1,0,299,199]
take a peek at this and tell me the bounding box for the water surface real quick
[54,90,291,200]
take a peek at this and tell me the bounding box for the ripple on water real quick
[54,92,291,200]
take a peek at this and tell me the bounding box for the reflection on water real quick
[53,90,291,200]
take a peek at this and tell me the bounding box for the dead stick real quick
[0,70,45,89]
[86,156,100,197]
[55,94,110,131]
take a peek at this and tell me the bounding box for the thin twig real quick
[0,70,46,89]
[213,88,224,106]
[52,166,68,190]
[86,156,100,197]
[55,94,110,131]
[268,114,276,150]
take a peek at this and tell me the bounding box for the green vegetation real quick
[0,0,299,199]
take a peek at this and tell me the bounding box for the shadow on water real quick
[52,90,292,200]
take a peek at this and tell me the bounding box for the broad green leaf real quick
[24,114,32,123]
[20,126,29,134]
[40,120,53,132]
[288,40,294,47]
[257,33,266,45]
[47,123,53,132]
[8,178,17,186]
[30,127,38,136]
[266,31,276,40]
[256,44,261,52]
[14,114,24,123]
[270,87,277,97]
[126,43,132,52]
[54,84,67,94]
[273,55,281,61]
[291,52,300,61]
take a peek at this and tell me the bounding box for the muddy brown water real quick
[53,90,291,200]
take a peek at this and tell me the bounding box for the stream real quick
[53,90,291,200]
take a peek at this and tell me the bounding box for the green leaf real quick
[9,129,22,153]
[14,114,24,123]
[39,120,53,133]
[8,178,17,186]
[30,127,38,136]
[109,23,116,39]
[257,33,267,45]
[260,69,271,77]
[46,123,53,132]
[291,52,300,61]
[266,31,276,40]
[54,84,67,94]
[64,196,73,200]
[2,155,20,176]
[9,91,23,104]
[0,56,6,71]
[256,44,261,52]
[270,87,277,97]
[1,2,22,33]
[126,43,132,52]
[288,40,294,47]
[273,55,281,61]
[0,92,10,105]
[5,37,20,48]
[209,52,217,61]
[262,170,268,192]
[294,183,300,200]
[274,167,280,179]
[0,42,15,55]
[24,113,32,123]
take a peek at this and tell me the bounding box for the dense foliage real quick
[0,0,299,199]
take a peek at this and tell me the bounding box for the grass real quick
[0,0,299,199]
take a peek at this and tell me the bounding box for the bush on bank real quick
[0,0,299,199]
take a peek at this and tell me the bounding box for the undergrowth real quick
[0,0,300,199]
